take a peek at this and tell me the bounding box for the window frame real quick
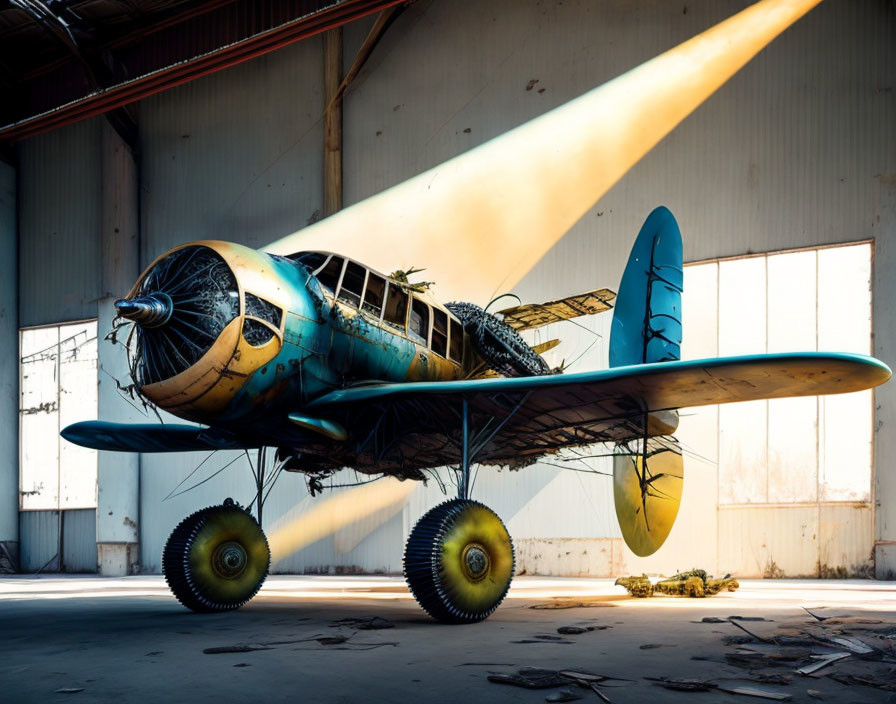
[19,319,99,512]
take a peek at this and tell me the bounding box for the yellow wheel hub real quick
[404,499,514,623]
[163,503,270,612]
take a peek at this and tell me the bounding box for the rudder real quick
[609,206,683,368]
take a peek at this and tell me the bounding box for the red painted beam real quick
[1,0,405,142]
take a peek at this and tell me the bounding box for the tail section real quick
[610,206,684,557]
[609,206,683,368]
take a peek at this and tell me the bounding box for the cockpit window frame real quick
[293,251,463,365]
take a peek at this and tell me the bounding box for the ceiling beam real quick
[0,0,405,143]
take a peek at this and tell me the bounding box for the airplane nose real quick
[115,292,173,328]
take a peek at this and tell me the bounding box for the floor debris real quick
[488,669,568,689]
[616,570,739,598]
[557,626,591,635]
[545,688,582,702]
[715,684,791,700]
[529,599,618,610]
[203,645,273,654]
[329,616,395,630]
[54,688,84,694]
[315,636,348,645]
[646,677,717,692]
[512,636,574,644]
[794,653,851,675]
[488,667,621,701]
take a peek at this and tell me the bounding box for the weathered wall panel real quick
[61,509,97,573]
[18,118,102,327]
[719,505,820,578]
[0,161,17,564]
[19,510,59,572]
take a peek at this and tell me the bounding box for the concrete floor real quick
[0,576,894,703]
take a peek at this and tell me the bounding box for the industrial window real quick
[362,273,386,318]
[338,261,366,308]
[431,309,448,357]
[449,319,464,362]
[20,321,98,511]
[682,242,872,505]
[316,256,344,294]
[409,299,430,346]
[383,283,408,333]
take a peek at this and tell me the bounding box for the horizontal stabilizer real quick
[61,421,257,453]
[498,288,615,331]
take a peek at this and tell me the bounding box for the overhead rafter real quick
[0,0,406,143]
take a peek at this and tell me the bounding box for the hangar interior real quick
[0,0,894,585]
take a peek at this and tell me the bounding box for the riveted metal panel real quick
[19,510,60,572]
[18,118,103,327]
[61,509,97,574]
[719,505,820,578]
[138,37,325,266]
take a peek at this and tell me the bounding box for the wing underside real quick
[299,352,889,473]
[61,354,889,474]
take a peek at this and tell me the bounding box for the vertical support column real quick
[96,121,140,576]
[323,27,343,217]
[0,159,18,573]
[874,175,896,579]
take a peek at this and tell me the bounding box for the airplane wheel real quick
[162,502,270,613]
[404,499,514,623]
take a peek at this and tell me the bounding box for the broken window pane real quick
[316,256,344,294]
[383,283,408,333]
[362,274,386,318]
[409,298,430,346]
[449,319,464,362]
[338,261,366,308]
[21,322,98,511]
[431,308,448,357]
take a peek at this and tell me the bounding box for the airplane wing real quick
[306,352,890,469]
[61,421,260,453]
[497,288,615,331]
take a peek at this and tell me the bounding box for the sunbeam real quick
[268,0,823,304]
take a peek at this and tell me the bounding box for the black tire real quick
[162,504,270,613]
[404,499,515,624]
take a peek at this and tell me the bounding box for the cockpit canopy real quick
[290,251,464,363]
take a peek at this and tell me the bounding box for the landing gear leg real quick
[403,397,515,623]
[162,449,274,612]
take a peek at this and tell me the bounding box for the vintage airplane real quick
[62,205,890,622]
[59,0,889,623]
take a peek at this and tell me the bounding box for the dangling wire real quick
[483,292,521,314]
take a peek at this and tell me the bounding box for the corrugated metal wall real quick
[19,509,96,573]
[18,118,103,327]
[16,0,896,577]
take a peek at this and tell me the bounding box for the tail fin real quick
[609,206,683,368]
[609,207,684,556]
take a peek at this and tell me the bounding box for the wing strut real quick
[455,391,532,499]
